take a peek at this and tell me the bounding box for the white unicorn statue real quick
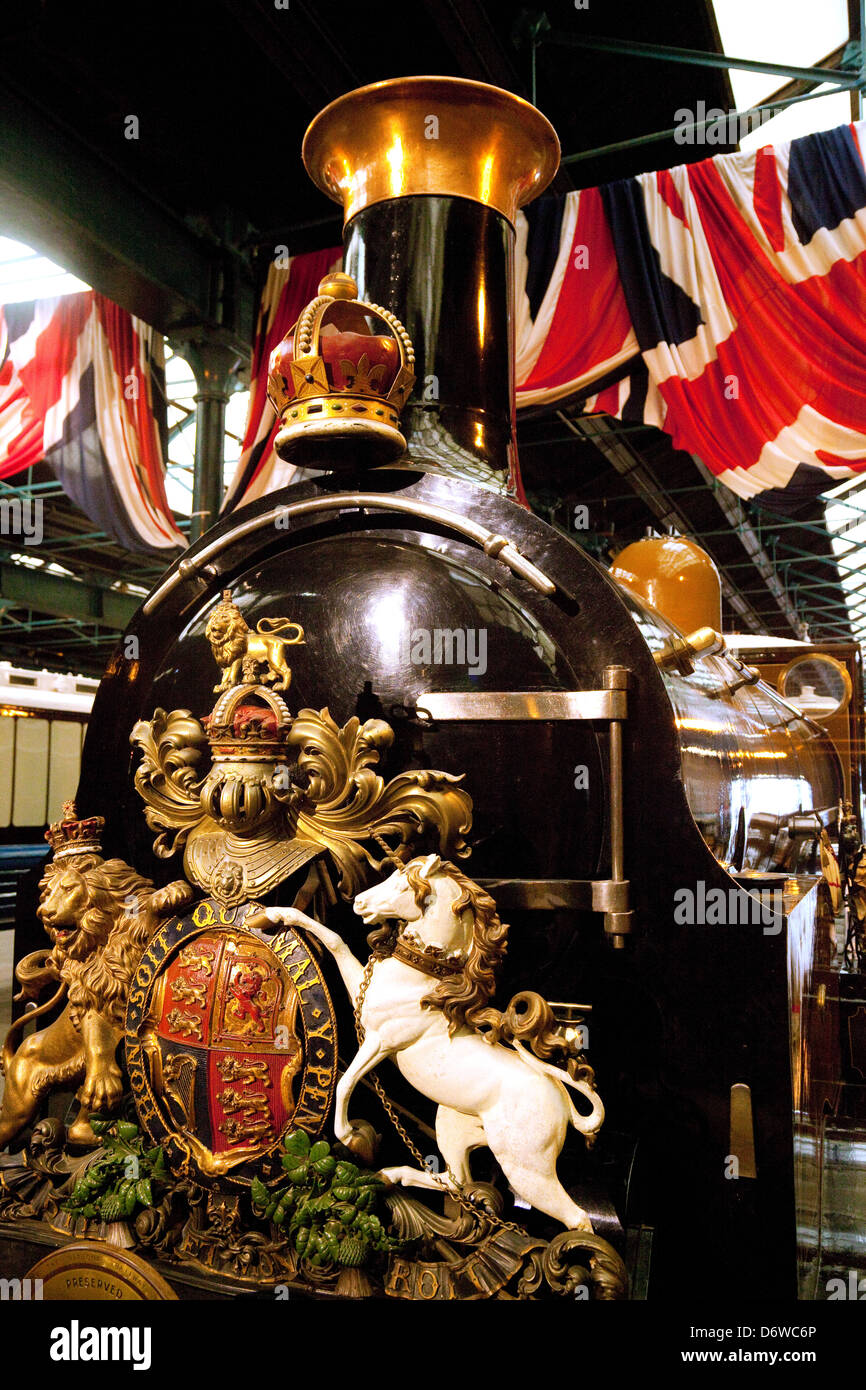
[255,853,604,1232]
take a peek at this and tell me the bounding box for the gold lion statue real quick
[0,807,193,1149]
[205,589,305,693]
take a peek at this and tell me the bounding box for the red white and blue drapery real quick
[515,120,866,503]
[0,291,184,554]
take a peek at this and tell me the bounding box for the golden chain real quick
[352,956,528,1237]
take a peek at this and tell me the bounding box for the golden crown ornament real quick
[44,800,105,859]
[267,271,415,467]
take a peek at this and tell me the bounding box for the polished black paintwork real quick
[345,197,520,493]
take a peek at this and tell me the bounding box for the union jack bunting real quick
[0,291,184,553]
[516,120,866,502]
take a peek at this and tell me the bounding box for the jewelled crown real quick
[267,271,415,467]
[45,800,105,858]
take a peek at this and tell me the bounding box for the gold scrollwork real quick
[287,707,472,897]
[131,700,472,902]
[131,708,209,858]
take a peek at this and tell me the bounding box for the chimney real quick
[302,77,560,497]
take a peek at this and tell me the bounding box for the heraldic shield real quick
[125,897,338,1185]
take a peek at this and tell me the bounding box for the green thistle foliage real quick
[251,1130,406,1269]
[63,1116,167,1226]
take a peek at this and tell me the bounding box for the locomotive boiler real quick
[39,79,847,1298]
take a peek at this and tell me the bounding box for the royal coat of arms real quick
[0,591,627,1301]
[125,898,337,1184]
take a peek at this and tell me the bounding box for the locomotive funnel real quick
[302,76,560,226]
[301,78,561,495]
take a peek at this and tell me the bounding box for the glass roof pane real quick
[712,0,849,104]
[0,235,90,303]
[163,343,248,519]
[823,477,866,646]
[712,1,853,148]
[823,474,866,498]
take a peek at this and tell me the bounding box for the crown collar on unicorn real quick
[250,852,605,1233]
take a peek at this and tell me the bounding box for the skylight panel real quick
[0,236,90,303]
[712,0,853,148]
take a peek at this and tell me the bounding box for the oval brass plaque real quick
[26,1242,177,1300]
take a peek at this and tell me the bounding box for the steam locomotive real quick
[72,78,845,1299]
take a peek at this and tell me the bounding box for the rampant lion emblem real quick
[205,590,305,693]
[0,853,193,1149]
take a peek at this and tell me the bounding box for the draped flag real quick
[231,119,866,514]
[0,291,184,553]
[515,187,638,406]
[515,120,866,503]
[222,248,340,512]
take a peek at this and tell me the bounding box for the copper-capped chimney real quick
[301,77,560,496]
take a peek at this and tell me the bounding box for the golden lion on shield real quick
[0,847,193,1149]
[205,590,305,693]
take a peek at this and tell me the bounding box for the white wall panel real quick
[47,721,83,824]
[12,718,49,826]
